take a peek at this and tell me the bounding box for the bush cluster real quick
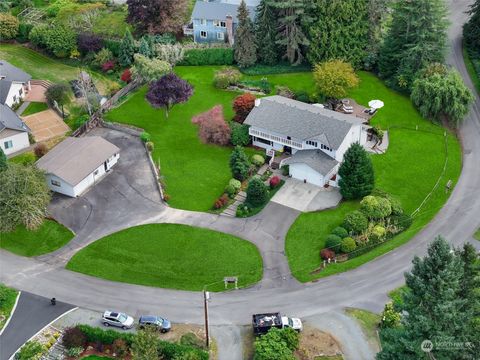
[251,154,265,167]
[213,68,241,89]
[230,123,250,146]
[214,194,229,209]
[62,327,87,349]
[254,327,299,360]
[269,176,280,189]
[238,79,272,94]
[29,23,77,58]
[246,177,268,207]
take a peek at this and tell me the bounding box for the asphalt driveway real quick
[0,292,74,360]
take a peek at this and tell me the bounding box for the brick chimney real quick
[226,15,234,46]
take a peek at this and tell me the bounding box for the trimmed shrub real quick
[140,132,151,143]
[15,341,43,360]
[229,178,241,191]
[112,338,128,357]
[225,184,237,198]
[229,146,250,181]
[180,47,234,66]
[0,13,19,40]
[233,93,256,123]
[331,226,348,239]
[381,303,401,329]
[214,194,229,209]
[390,213,413,231]
[370,225,386,242]
[77,33,103,54]
[251,154,265,167]
[62,326,87,349]
[102,60,115,72]
[213,67,241,89]
[246,177,268,207]
[320,248,335,260]
[360,195,392,219]
[145,141,154,152]
[76,324,134,346]
[343,210,368,234]
[33,143,48,158]
[230,123,250,146]
[121,68,132,83]
[93,48,114,68]
[269,176,281,189]
[325,234,342,251]
[340,237,357,253]
[372,190,404,215]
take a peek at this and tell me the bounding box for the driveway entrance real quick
[271,178,342,212]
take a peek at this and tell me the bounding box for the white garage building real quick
[244,96,369,187]
[0,104,31,155]
[36,136,120,197]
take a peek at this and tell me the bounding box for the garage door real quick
[289,163,324,186]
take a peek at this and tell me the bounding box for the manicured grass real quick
[0,220,74,257]
[21,102,48,116]
[105,66,259,211]
[474,229,480,241]
[463,46,480,94]
[345,308,381,345]
[9,152,37,165]
[0,284,18,331]
[67,224,263,291]
[286,72,462,282]
[0,44,116,95]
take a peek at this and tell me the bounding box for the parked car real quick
[252,312,303,335]
[102,310,134,329]
[138,315,172,333]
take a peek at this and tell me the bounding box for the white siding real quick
[45,174,76,197]
[335,125,365,161]
[289,163,325,186]
[0,131,29,155]
[4,82,26,108]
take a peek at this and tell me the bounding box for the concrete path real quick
[0,292,74,360]
[15,101,30,115]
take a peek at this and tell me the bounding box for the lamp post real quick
[203,290,210,348]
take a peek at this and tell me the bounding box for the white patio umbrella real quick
[368,99,384,109]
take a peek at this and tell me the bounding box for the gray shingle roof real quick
[244,96,361,149]
[0,104,30,133]
[0,60,31,83]
[284,150,339,176]
[0,80,12,104]
[36,136,120,186]
[192,0,257,22]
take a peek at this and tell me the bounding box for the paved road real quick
[0,292,74,360]
[0,0,478,337]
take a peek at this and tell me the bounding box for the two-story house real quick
[188,0,258,44]
[0,104,31,155]
[244,96,369,187]
[0,60,32,108]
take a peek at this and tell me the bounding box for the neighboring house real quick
[36,136,120,197]
[0,60,32,108]
[244,96,369,187]
[0,104,31,155]
[188,0,258,44]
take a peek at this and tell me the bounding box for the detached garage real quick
[284,149,339,187]
[36,136,120,197]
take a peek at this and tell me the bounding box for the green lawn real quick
[9,152,37,165]
[0,220,74,257]
[21,102,48,116]
[463,46,480,94]
[0,284,18,331]
[0,44,116,95]
[475,229,480,241]
[286,72,462,282]
[66,224,263,291]
[105,66,259,211]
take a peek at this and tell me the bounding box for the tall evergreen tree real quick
[234,0,257,68]
[119,29,135,67]
[307,0,369,68]
[338,143,374,200]
[464,0,480,57]
[271,0,313,65]
[229,146,250,181]
[377,237,473,360]
[255,0,279,65]
[0,148,7,172]
[378,0,448,91]
[138,36,154,58]
[364,0,391,71]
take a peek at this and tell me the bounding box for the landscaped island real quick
[66,223,263,291]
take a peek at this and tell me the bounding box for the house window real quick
[51,179,61,187]
[254,137,272,145]
[321,144,331,151]
[217,32,224,40]
[220,21,226,27]
[200,19,207,25]
[19,88,23,96]
[4,140,13,149]
[306,140,318,147]
[200,31,207,38]
[13,95,16,103]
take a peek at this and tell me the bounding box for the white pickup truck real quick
[252,312,303,335]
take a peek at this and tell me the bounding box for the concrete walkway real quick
[15,101,30,115]
[0,292,74,360]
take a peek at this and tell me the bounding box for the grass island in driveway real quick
[66,224,263,292]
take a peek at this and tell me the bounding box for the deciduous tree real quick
[234,0,257,68]
[0,13,18,40]
[132,54,171,82]
[0,164,51,232]
[338,143,374,200]
[233,93,256,123]
[146,73,193,117]
[192,105,231,146]
[313,60,359,99]
[77,33,103,54]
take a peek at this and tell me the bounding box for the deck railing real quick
[250,129,303,149]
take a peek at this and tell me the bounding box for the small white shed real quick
[36,136,120,197]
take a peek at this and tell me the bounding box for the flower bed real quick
[14,325,61,360]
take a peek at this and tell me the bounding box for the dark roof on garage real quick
[0,104,30,133]
[244,96,362,149]
[36,136,120,186]
[284,149,339,176]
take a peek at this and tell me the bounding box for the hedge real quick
[179,48,234,66]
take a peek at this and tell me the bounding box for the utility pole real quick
[203,290,210,348]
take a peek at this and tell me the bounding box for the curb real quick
[0,290,21,336]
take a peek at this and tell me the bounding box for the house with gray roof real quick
[244,96,369,187]
[0,60,32,108]
[0,104,31,155]
[188,0,258,44]
[36,136,120,197]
